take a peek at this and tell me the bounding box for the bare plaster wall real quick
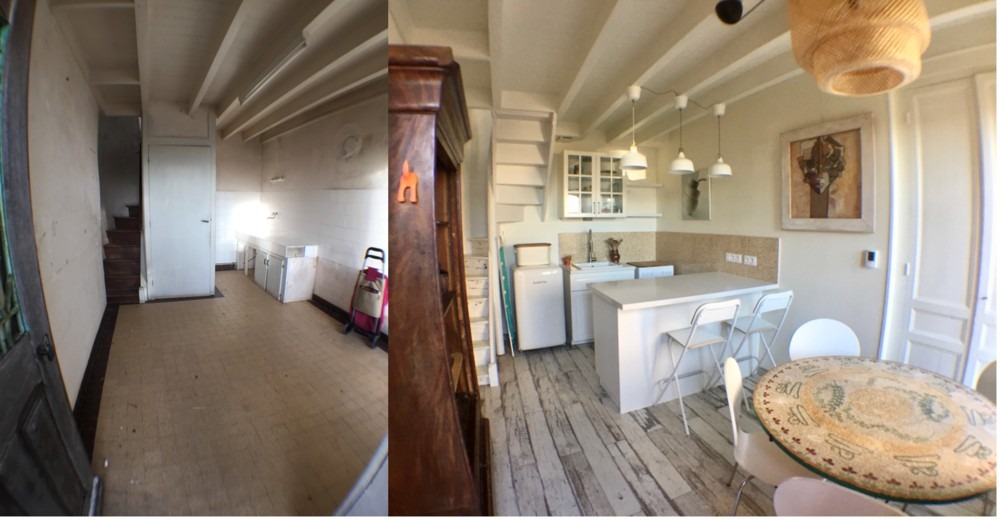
[260,94,388,333]
[28,2,106,406]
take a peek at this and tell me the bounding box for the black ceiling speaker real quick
[716,0,743,24]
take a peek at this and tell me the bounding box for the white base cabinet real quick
[563,265,635,345]
[239,233,317,303]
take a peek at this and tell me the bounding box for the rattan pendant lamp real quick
[788,0,931,96]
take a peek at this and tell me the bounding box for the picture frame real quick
[780,113,874,232]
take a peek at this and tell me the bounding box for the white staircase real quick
[492,110,557,223]
[465,237,498,386]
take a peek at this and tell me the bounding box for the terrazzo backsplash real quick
[559,231,779,283]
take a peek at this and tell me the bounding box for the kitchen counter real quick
[591,271,776,310]
[591,272,777,413]
[236,232,319,258]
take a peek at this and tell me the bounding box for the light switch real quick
[863,250,878,269]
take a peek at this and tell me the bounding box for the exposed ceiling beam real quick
[259,80,387,143]
[241,60,387,141]
[134,0,149,111]
[215,1,353,124]
[579,1,713,136]
[487,0,503,109]
[49,0,132,9]
[220,27,387,140]
[302,0,358,42]
[556,0,623,116]
[88,68,140,85]
[188,0,250,116]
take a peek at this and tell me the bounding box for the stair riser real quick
[104,246,140,260]
[105,276,140,291]
[114,217,141,230]
[104,260,139,275]
[107,230,140,246]
[107,292,139,305]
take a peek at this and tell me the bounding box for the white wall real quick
[655,74,892,361]
[216,135,262,265]
[28,2,106,406]
[462,108,492,240]
[260,94,388,331]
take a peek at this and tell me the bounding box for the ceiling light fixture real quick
[708,104,732,177]
[669,95,694,175]
[788,0,931,96]
[621,85,648,180]
[240,35,308,104]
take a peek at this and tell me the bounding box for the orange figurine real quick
[397,159,419,203]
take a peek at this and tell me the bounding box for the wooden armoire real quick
[387,45,492,515]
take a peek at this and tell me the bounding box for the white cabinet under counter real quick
[590,272,778,413]
[237,232,318,302]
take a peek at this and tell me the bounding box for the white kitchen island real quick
[590,272,778,413]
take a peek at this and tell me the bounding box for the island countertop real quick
[590,272,778,311]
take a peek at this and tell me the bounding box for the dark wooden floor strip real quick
[73,304,119,460]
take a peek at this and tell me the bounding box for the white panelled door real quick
[147,145,215,299]
[888,75,995,384]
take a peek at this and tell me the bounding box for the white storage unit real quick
[237,233,318,303]
[563,264,635,345]
[513,265,566,350]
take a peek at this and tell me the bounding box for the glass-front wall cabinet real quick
[563,151,626,218]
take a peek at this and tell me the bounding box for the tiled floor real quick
[92,271,388,515]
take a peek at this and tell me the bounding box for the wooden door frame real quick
[2,0,100,512]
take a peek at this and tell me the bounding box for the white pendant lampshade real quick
[670,94,694,174]
[622,85,648,175]
[708,103,732,177]
[788,0,931,96]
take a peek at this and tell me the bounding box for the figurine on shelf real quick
[607,237,623,264]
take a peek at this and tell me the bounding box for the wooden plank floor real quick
[481,343,992,517]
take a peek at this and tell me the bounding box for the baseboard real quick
[73,304,120,461]
[310,294,388,351]
[215,263,237,271]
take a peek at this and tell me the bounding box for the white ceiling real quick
[389,0,997,148]
[47,0,387,142]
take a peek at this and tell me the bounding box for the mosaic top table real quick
[753,356,997,503]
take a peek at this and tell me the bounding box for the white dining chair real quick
[773,477,905,516]
[723,357,816,515]
[788,318,860,360]
[659,299,741,436]
[726,290,793,378]
[975,360,996,405]
[975,359,996,515]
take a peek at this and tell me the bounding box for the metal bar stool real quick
[659,298,741,435]
[725,290,793,408]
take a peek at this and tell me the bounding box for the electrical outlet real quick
[743,255,757,266]
[725,252,742,263]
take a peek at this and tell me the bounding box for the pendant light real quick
[620,85,648,180]
[707,103,732,177]
[788,0,931,96]
[669,94,694,174]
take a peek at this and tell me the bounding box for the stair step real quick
[107,229,140,246]
[495,118,547,143]
[105,274,140,291]
[104,244,140,260]
[467,238,489,257]
[497,185,543,206]
[496,164,546,187]
[113,216,141,230]
[496,142,545,166]
[495,204,525,223]
[104,259,140,275]
[126,205,142,218]
[107,290,139,305]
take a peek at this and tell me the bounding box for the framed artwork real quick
[681,172,710,221]
[780,113,874,232]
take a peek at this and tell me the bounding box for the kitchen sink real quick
[572,261,631,269]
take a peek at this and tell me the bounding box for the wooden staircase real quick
[492,110,557,224]
[104,204,141,304]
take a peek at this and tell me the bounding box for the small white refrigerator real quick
[513,265,567,350]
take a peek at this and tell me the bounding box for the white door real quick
[147,145,215,299]
[885,75,995,383]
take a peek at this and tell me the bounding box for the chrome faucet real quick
[587,229,596,263]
